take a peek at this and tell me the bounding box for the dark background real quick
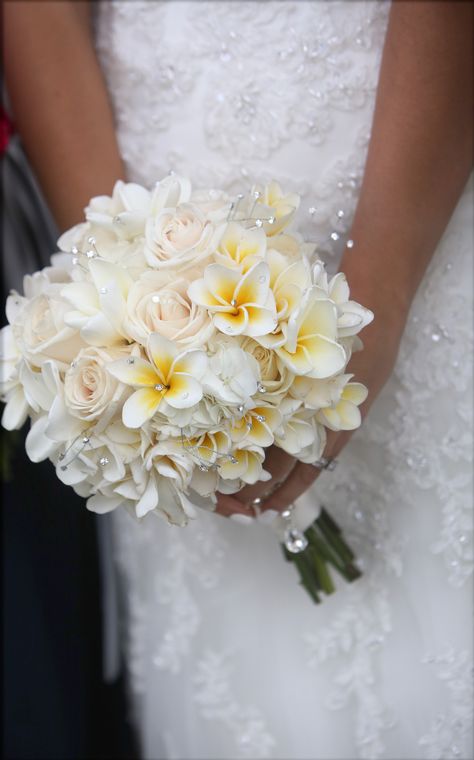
[2,121,138,759]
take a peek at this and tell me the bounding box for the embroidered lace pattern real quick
[95,2,473,757]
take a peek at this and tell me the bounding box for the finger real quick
[260,460,321,512]
[260,430,342,512]
[215,492,255,519]
[234,449,297,505]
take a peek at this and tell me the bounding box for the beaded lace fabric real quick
[94,2,473,758]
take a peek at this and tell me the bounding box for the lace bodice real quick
[94,2,473,758]
[94,0,390,252]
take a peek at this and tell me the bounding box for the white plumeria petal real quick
[81,312,124,347]
[108,357,158,387]
[171,349,207,379]
[122,388,163,428]
[46,395,84,441]
[135,475,159,518]
[25,415,59,462]
[148,333,177,379]
[87,493,124,514]
[2,386,28,430]
[61,282,99,314]
[166,373,203,408]
[329,272,350,303]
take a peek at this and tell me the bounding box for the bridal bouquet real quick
[1,175,373,602]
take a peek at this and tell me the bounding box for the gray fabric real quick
[2,136,58,302]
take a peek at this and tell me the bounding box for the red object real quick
[1,107,15,156]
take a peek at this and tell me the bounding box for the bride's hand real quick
[215,308,404,519]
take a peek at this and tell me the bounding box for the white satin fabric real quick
[94,2,473,758]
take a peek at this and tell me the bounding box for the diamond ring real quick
[311,456,338,471]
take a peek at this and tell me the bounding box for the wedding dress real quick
[93,2,473,758]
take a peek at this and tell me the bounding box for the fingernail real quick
[257,509,279,525]
[230,514,254,525]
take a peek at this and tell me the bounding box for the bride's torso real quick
[93,3,473,759]
[94,0,390,252]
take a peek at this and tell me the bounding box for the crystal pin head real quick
[284,528,308,554]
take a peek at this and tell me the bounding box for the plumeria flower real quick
[108,334,207,428]
[218,443,271,485]
[291,373,368,430]
[262,287,347,379]
[315,270,374,338]
[251,180,300,235]
[230,405,282,447]
[317,375,368,431]
[188,261,277,337]
[185,430,232,497]
[88,456,196,524]
[214,222,267,272]
[273,399,326,461]
[267,249,310,321]
[61,259,132,346]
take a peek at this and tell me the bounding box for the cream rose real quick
[9,291,85,370]
[64,345,130,422]
[144,203,216,271]
[239,337,294,398]
[125,270,214,348]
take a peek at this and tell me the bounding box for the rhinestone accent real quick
[346,239,354,249]
[99,456,109,466]
[284,528,309,554]
[154,383,165,391]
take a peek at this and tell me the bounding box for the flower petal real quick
[2,387,28,430]
[135,475,159,518]
[171,350,207,378]
[87,493,124,514]
[25,415,58,462]
[122,387,163,427]
[244,306,277,337]
[166,373,203,408]
[205,264,241,304]
[342,382,368,405]
[302,335,347,379]
[214,308,249,336]
[336,400,362,430]
[299,298,338,340]
[148,333,177,380]
[108,357,158,387]
[234,261,270,306]
[187,278,230,310]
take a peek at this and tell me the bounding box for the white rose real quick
[239,337,294,398]
[9,289,85,370]
[64,345,131,422]
[144,203,217,271]
[125,270,214,348]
